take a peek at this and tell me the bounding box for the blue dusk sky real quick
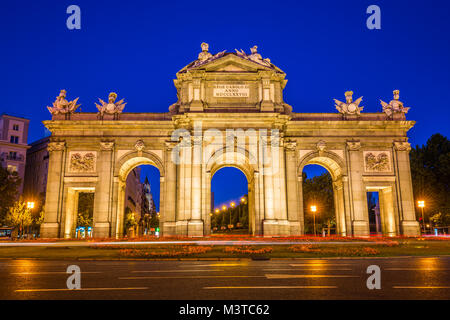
[1,0,449,210]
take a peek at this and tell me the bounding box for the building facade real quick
[40,44,420,238]
[23,137,50,206]
[0,114,30,195]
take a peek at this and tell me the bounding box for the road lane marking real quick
[120,275,264,279]
[203,286,338,289]
[385,268,450,271]
[265,274,358,279]
[11,271,101,275]
[132,269,224,273]
[15,287,149,292]
[181,263,244,267]
[289,264,351,267]
[263,268,352,271]
[393,286,450,289]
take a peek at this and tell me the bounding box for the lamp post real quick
[311,205,317,236]
[230,202,235,225]
[418,200,425,233]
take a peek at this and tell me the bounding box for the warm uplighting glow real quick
[230,202,235,208]
[418,200,425,208]
[215,209,220,214]
[310,205,317,212]
[27,202,35,209]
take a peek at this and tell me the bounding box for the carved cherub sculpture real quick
[47,89,80,115]
[334,91,364,115]
[380,90,410,118]
[95,92,126,118]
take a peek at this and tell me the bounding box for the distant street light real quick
[230,202,235,208]
[222,205,227,211]
[215,209,220,214]
[27,202,35,209]
[310,205,317,236]
[240,197,245,203]
[418,200,425,233]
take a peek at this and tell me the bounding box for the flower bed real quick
[289,244,380,256]
[118,245,213,258]
[223,246,273,255]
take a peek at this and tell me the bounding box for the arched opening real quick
[302,164,336,236]
[121,165,160,237]
[210,167,249,234]
[115,152,164,238]
[298,152,347,236]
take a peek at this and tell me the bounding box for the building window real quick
[7,165,17,173]
[9,151,17,160]
[10,136,19,144]
[13,124,19,131]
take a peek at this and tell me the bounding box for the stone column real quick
[188,136,203,236]
[262,136,277,235]
[333,178,347,236]
[285,140,301,235]
[346,141,369,236]
[393,141,420,236]
[93,141,114,238]
[41,141,66,238]
[162,142,177,236]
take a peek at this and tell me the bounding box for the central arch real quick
[113,151,165,238]
[298,150,348,236]
[205,147,258,235]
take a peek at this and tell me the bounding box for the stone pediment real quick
[171,43,290,114]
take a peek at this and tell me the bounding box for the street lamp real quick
[229,202,236,225]
[418,200,425,233]
[27,201,35,209]
[240,197,245,203]
[215,208,220,214]
[310,205,317,236]
[222,205,227,211]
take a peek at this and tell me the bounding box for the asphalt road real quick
[0,257,448,300]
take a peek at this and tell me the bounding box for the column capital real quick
[393,141,411,151]
[346,140,361,151]
[100,141,114,151]
[47,141,65,152]
[284,140,297,152]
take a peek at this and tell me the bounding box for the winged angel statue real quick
[334,91,364,115]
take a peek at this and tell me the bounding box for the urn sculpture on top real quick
[95,92,127,119]
[47,89,81,119]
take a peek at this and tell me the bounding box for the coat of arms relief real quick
[363,151,391,172]
[69,152,97,173]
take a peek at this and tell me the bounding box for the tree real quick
[5,200,33,238]
[0,166,21,223]
[410,134,450,222]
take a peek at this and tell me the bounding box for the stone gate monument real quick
[41,43,420,238]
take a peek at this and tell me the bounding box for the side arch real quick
[112,150,165,238]
[297,150,346,180]
[115,150,165,181]
[297,150,349,236]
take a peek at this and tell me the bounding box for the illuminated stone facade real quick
[41,45,420,238]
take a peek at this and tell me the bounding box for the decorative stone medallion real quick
[364,151,391,172]
[69,151,97,173]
